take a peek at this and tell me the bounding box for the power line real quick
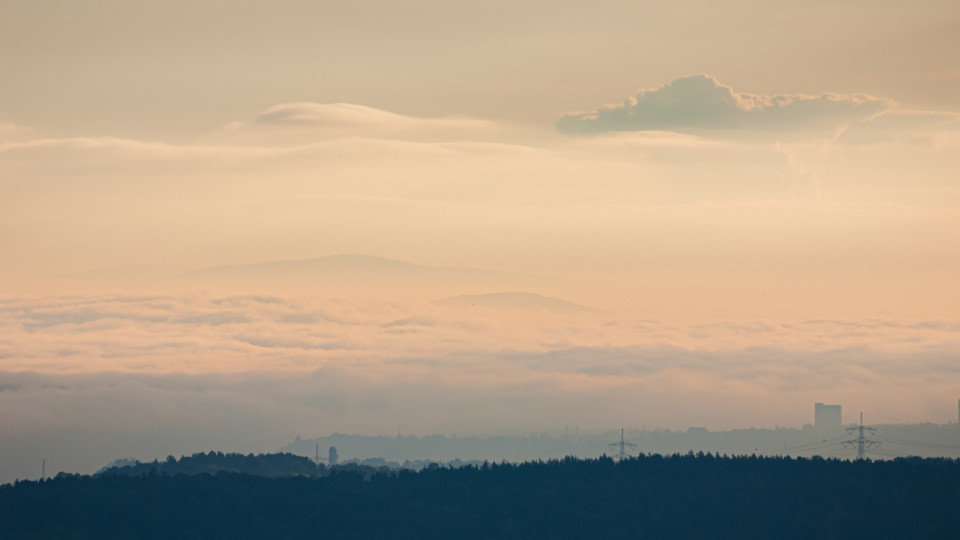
[808,443,848,456]
[869,448,905,458]
[761,434,849,456]
[842,412,880,460]
[820,448,856,459]
[877,436,960,451]
[607,428,638,461]
[769,443,848,459]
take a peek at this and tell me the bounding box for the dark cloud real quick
[557,75,892,136]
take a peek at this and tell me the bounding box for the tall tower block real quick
[815,402,842,433]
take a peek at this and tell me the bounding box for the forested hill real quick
[98,451,327,478]
[4,454,959,539]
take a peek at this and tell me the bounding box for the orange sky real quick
[1,0,959,480]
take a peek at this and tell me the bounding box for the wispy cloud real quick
[221,102,502,144]
[249,103,487,131]
[0,121,33,142]
[836,110,960,146]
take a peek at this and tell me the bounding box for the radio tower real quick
[607,428,638,461]
[842,412,880,460]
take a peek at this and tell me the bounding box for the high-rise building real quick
[814,402,842,432]
[328,446,338,467]
[957,398,959,424]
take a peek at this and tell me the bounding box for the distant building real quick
[328,446,338,467]
[957,398,959,424]
[814,403,842,432]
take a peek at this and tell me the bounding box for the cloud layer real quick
[1,292,959,483]
[557,75,893,136]
[1,292,958,389]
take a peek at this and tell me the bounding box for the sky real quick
[1,0,959,482]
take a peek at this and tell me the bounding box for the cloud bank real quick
[2,292,958,385]
[1,292,959,483]
[557,75,893,136]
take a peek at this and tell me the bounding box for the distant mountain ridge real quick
[185,254,530,280]
[175,254,557,297]
[36,254,576,302]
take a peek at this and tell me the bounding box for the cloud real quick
[836,110,960,146]
[251,103,462,129]
[0,292,621,373]
[0,121,34,143]
[557,75,893,136]
[2,293,959,377]
[223,102,500,143]
[2,99,960,294]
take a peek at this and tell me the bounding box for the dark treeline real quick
[99,451,327,478]
[3,453,959,539]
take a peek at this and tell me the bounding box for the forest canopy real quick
[3,453,959,539]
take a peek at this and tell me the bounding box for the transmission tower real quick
[607,428,638,461]
[842,412,880,460]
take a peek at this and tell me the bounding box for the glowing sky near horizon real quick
[1,0,959,480]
